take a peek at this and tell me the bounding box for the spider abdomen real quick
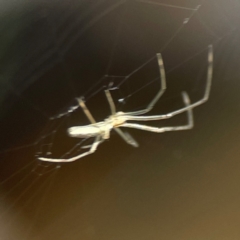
[67,125,102,138]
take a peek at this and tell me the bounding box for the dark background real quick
[1,0,240,239]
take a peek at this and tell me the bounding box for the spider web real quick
[0,0,238,239]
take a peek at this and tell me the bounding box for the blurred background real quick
[0,0,240,239]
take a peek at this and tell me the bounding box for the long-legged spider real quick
[39,45,213,162]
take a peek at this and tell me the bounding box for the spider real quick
[38,45,213,162]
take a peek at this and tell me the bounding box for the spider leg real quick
[124,45,213,122]
[105,89,116,115]
[38,135,102,162]
[77,97,96,124]
[114,128,139,147]
[125,52,166,116]
[81,138,105,149]
[125,45,212,118]
[121,92,193,133]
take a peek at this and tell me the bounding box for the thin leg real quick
[121,92,193,133]
[114,128,139,147]
[105,89,116,115]
[77,97,96,124]
[126,45,212,118]
[81,138,105,149]
[125,52,166,115]
[124,45,213,122]
[38,135,102,162]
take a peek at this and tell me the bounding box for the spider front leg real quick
[125,45,212,118]
[124,45,213,122]
[125,52,166,116]
[121,92,193,133]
